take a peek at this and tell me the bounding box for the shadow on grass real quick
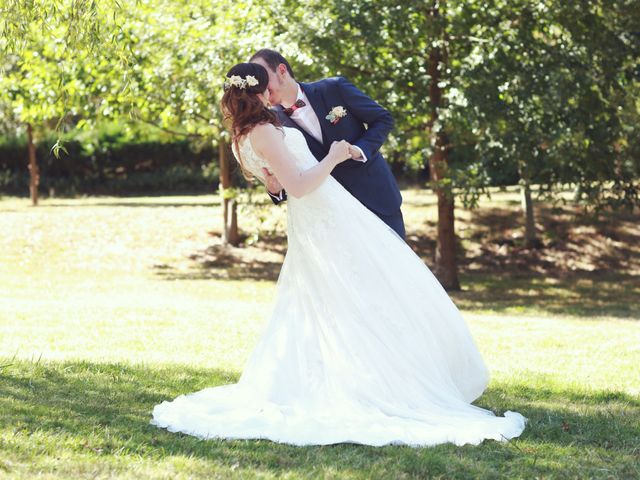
[153,233,287,282]
[461,204,640,275]
[450,272,640,319]
[1,359,638,478]
[152,225,639,319]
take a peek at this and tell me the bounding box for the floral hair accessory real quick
[326,106,347,124]
[224,74,260,90]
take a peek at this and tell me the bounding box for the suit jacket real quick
[270,77,402,217]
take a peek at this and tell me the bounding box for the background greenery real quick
[0,122,218,195]
[2,0,638,286]
[2,0,638,204]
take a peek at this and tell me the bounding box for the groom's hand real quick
[347,144,364,160]
[332,141,364,161]
[332,140,367,162]
[262,167,283,195]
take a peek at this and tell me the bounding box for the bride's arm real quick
[250,123,351,199]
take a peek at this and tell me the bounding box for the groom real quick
[249,49,406,239]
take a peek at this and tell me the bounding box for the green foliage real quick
[0,122,217,195]
[0,0,637,209]
[269,0,640,209]
[0,0,134,140]
[462,0,640,211]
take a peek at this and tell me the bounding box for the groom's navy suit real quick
[271,77,405,239]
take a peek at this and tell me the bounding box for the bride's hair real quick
[220,62,282,180]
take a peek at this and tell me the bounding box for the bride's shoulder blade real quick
[248,122,283,152]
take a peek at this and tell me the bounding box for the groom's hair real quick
[249,49,295,79]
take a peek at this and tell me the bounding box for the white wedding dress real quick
[150,127,526,447]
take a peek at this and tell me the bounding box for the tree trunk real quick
[219,140,239,246]
[517,164,541,249]
[429,134,460,291]
[26,123,39,206]
[426,2,460,291]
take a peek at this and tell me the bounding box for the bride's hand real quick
[328,140,352,165]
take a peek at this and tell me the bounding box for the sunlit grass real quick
[1,190,639,479]
[1,358,638,479]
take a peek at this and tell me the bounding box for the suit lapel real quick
[299,81,333,148]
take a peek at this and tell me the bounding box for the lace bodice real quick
[234,126,319,184]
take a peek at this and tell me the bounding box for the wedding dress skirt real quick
[150,127,526,446]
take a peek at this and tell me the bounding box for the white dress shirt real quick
[288,85,367,162]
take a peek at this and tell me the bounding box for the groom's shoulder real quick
[309,76,351,95]
[312,76,348,87]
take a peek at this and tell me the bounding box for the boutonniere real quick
[325,106,347,125]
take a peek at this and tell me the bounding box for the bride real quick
[150,62,527,447]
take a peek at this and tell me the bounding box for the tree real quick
[96,0,290,245]
[0,0,130,205]
[274,0,499,289]
[463,0,640,249]
[1,0,285,242]
[280,0,640,284]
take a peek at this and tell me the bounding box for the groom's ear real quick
[277,63,289,78]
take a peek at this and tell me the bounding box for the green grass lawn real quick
[1,190,639,479]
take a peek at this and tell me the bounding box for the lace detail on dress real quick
[234,135,270,184]
[233,127,319,186]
